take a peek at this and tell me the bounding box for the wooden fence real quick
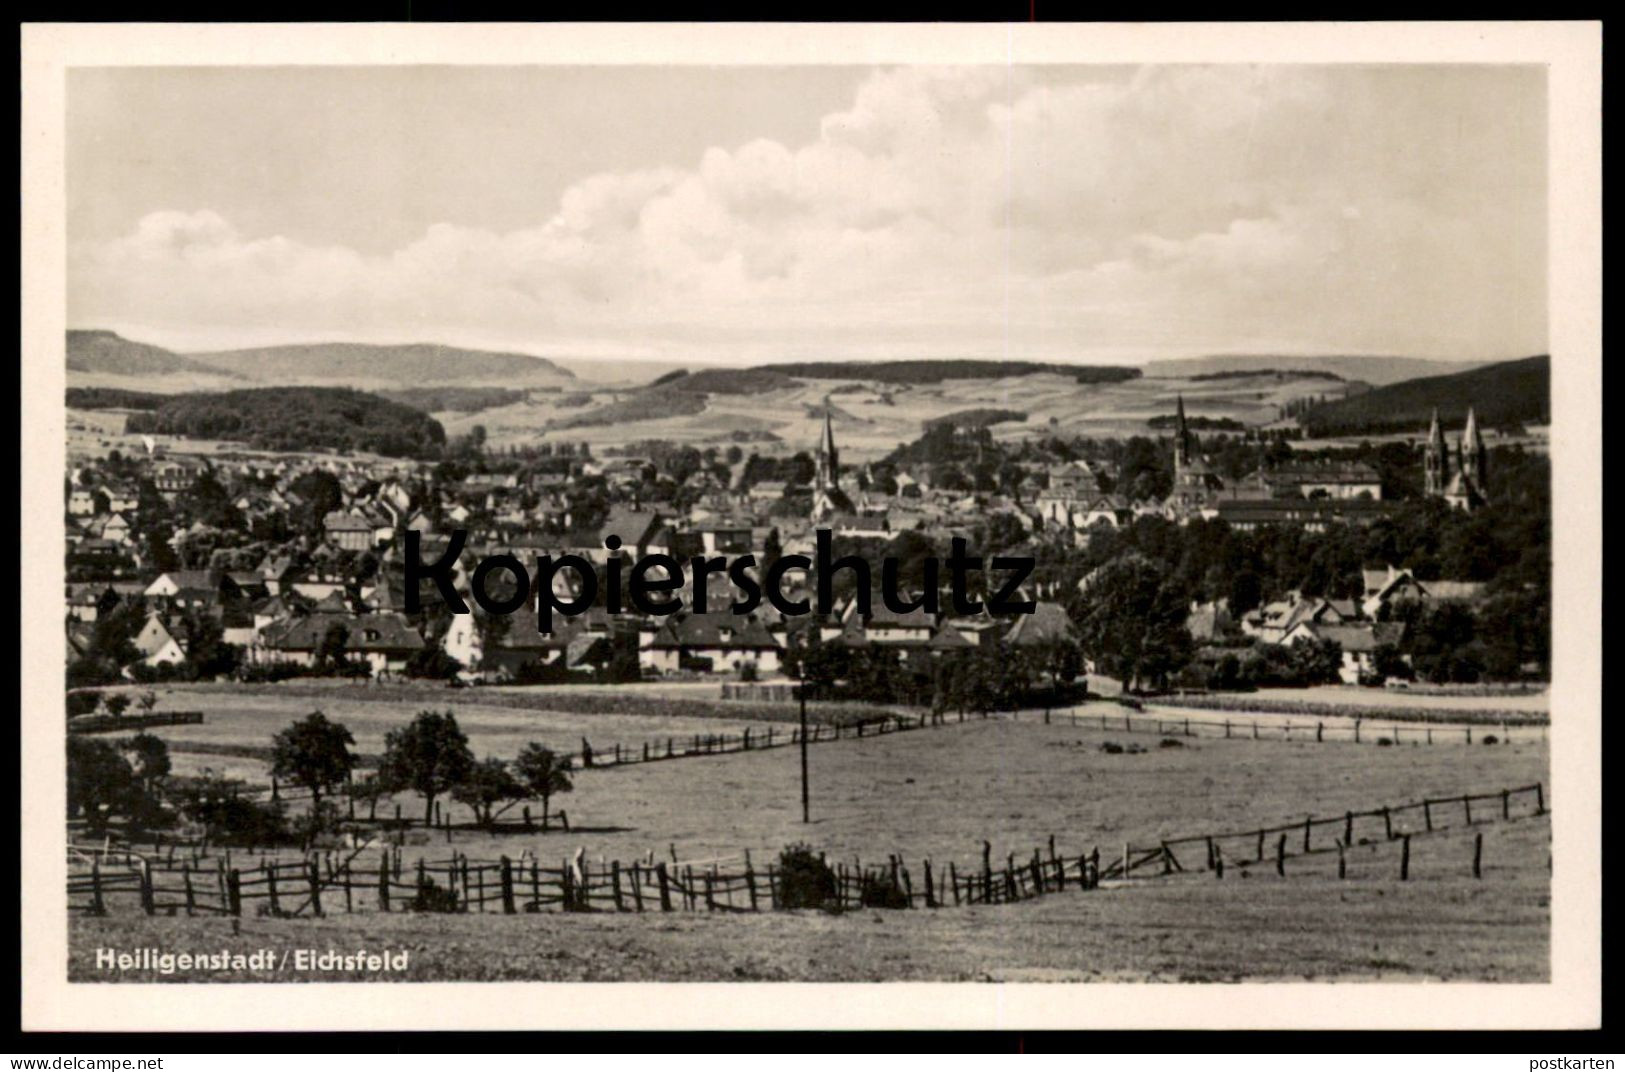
[69,711,205,735]
[1022,707,1546,746]
[68,781,1546,919]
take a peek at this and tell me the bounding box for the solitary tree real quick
[451,757,525,831]
[379,710,473,827]
[102,693,131,720]
[67,737,137,833]
[136,691,159,715]
[513,743,573,832]
[271,711,356,809]
[122,732,171,795]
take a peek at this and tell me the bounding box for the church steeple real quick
[815,397,839,494]
[1460,406,1486,494]
[1173,394,1192,471]
[1424,408,1448,497]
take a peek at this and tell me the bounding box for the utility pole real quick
[798,631,811,824]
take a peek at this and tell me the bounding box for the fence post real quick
[1213,845,1224,881]
[1303,817,1312,854]
[377,852,390,911]
[1400,834,1411,880]
[561,857,574,911]
[611,861,625,912]
[1090,847,1100,889]
[307,859,323,917]
[631,864,645,912]
[138,859,155,916]
[923,859,936,907]
[1354,720,1361,744]
[649,861,672,912]
[227,868,242,917]
[948,861,961,905]
[90,859,105,916]
[182,866,195,917]
[1255,829,1265,862]
[1424,800,1433,831]
[1275,834,1286,877]
[530,860,540,911]
[1535,783,1545,815]
[267,864,280,915]
[745,861,758,911]
[703,869,716,912]
[1317,721,1323,742]
[1336,839,1347,879]
[1224,719,1231,739]
[1473,832,1484,879]
[982,841,993,902]
[1382,806,1394,840]
[1463,794,1473,825]
[1345,811,1354,846]
[500,856,516,915]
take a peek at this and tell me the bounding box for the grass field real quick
[71,680,1549,982]
[69,810,1549,982]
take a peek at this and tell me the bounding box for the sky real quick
[66,64,1548,365]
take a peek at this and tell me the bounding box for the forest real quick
[121,387,448,459]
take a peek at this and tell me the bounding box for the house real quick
[99,513,132,546]
[598,507,666,558]
[151,461,192,497]
[842,589,936,646]
[643,611,781,676]
[257,611,424,677]
[323,511,376,551]
[1361,565,1487,619]
[67,489,98,517]
[1185,600,1235,643]
[66,583,119,623]
[1282,621,1407,684]
[144,570,217,601]
[1244,595,1352,645]
[132,613,187,668]
[1004,601,1076,647]
[830,512,890,541]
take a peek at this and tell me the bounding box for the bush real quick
[1483,734,1499,745]
[1100,741,1125,754]
[410,877,461,913]
[776,843,838,911]
[66,691,100,718]
[1158,737,1184,749]
[859,869,911,909]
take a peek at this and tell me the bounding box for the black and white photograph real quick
[19,21,1601,1033]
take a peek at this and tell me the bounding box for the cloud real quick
[68,65,1545,361]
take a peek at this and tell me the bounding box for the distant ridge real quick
[67,329,243,380]
[756,359,1140,385]
[1145,354,1487,386]
[182,341,576,387]
[1300,355,1549,437]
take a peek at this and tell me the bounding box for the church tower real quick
[1173,394,1193,473]
[1424,408,1448,497]
[1460,407,1486,495]
[814,398,839,495]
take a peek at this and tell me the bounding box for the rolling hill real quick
[182,342,575,388]
[1299,355,1550,437]
[1145,354,1485,386]
[67,330,244,381]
